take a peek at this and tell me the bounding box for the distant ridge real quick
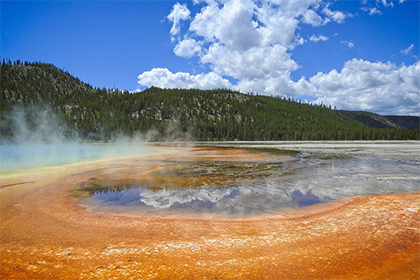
[384,116,420,130]
[341,110,419,130]
[1,60,419,142]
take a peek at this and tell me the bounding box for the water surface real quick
[0,143,153,174]
[78,143,420,216]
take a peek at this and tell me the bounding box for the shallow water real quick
[79,144,420,216]
[0,143,153,174]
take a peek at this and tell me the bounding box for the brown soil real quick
[1,146,419,280]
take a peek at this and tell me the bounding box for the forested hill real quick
[340,111,420,130]
[1,60,419,143]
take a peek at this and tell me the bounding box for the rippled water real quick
[79,144,420,216]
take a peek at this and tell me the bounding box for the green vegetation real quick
[341,111,419,130]
[383,115,420,130]
[1,60,419,143]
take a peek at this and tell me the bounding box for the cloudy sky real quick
[2,0,419,115]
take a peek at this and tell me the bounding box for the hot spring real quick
[64,142,420,217]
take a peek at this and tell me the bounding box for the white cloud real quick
[309,59,420,115]
[167,3,190,37]
[139,0,322,97]
[301,8,324,26]
[137,0,419,115]
[401,44,414,55]
[170,0,323,96]
[189,0,263,50]
[201,43,299,80]
[380,0,394,8]
[341,40,354,48]
[137,68,232,90]
[174,38,202,58]
[361,6,383,15]
[322,4,350,23]
[361,0,408,15]
[310,34,328,42]
[360,0,408,16]
[369,7,382,15]
[292,36,306,48]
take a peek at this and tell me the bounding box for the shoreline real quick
[1,144,419,279]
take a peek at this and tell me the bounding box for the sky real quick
[1,0,419,116]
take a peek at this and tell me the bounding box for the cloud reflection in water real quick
[84,151,420,216]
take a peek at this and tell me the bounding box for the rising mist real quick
[0,105,153,174]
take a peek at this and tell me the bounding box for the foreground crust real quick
[1,147,419,280]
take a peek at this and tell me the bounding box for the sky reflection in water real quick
[83,149,420,216]
[0,144,153,174]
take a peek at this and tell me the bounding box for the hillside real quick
[384,116,420,130]
[341,111,420,130]
[340,111,401,129]
[1,60,419,143]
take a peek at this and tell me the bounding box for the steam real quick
[1,105,76,145]
[142,120,194,143]
[0,105,154,174]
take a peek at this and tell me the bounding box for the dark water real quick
[79,147,420,216]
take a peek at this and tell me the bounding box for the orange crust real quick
[1,147,419,279]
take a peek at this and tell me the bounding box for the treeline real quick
[1,60,419,142]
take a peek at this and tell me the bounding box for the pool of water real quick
[78,145,420,216]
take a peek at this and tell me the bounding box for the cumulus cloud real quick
[144,0,353,97]
[140,0,324,96]
[167,3,190,37]
[137,68,232,89]
[322,4,351,23]
[189,0,264,50]
[309,59,420,115]
[310,34,329,42]
[301,8,324,26]
[137,0,419,115]
[173,38,202,58]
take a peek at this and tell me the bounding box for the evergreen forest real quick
[1,60,419,143]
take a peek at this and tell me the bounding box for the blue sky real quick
[1,0,419,115]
